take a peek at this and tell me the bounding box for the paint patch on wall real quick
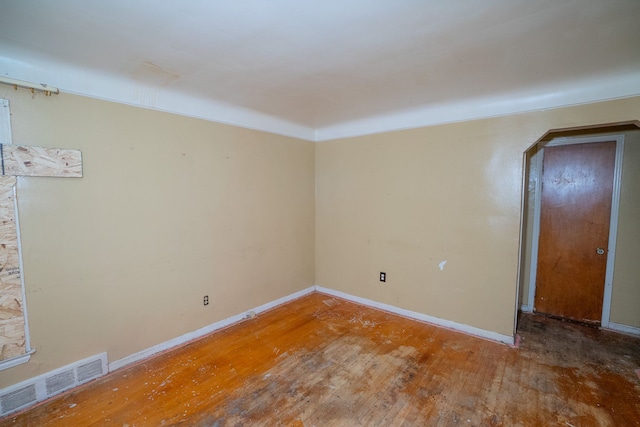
[439,260,447,271]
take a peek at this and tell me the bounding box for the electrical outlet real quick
[380,272,386,282]
[203,295,209,306]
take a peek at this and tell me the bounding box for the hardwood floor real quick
[1,292,639,426]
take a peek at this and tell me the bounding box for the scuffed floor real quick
[2,293,639,426]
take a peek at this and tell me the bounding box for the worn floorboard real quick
[1,292,639,426]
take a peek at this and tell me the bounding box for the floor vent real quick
[77,358,104,383]
[45,369,75,396]
[0,384,36,415]
[0,352,107,417]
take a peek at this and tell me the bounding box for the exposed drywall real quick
[0,88,315,387]
[316,96,640,337]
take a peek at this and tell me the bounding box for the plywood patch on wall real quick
[0,98,83,370]
[2,145,82,177]
[0,175,26,361]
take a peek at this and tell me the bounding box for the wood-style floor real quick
[1,292,639,426]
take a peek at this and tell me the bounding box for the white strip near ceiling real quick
[314,72,640,141]
[0,45,316,141]
[3,46,638,143]
[1,0,639,142]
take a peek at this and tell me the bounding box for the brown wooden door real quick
[534,140,616,324]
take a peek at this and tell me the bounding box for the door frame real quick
[526,134,624,327]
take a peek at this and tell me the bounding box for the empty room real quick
[0,1,639,425]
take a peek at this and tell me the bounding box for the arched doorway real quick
[516,121,640,333]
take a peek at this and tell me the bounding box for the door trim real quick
[526,134,624,327]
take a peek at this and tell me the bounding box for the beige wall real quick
[611,130,640,327]
[316,96,640,337]
[0,88,315,387]
[1,85,639,390]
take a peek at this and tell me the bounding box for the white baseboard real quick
[315,286,515,346]
[4,284,523,416]
[108,286,315,372]
[606,322,640,337]
[3,283,519,417]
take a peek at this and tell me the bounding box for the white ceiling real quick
[1,0,639,141]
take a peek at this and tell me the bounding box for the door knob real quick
[596,247,606,255]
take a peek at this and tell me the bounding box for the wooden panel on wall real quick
[2,145,82,177]
[0,176,26,361]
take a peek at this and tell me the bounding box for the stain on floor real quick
[2,293,639,426]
